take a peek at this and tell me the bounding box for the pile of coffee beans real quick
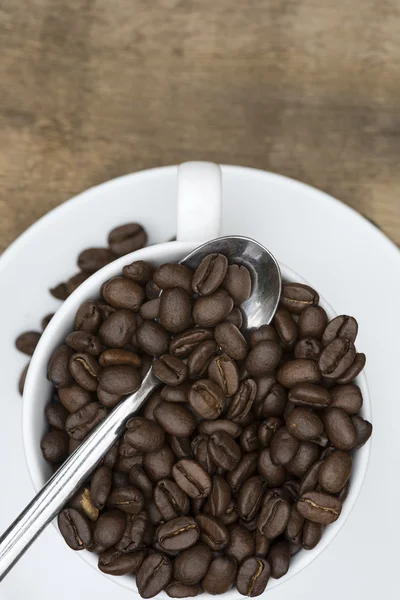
[36,247,372,597]
[15,222,148,394]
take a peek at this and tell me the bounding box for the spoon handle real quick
[0,369,159,581]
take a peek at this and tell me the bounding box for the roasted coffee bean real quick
[245,341,282,378]
[195,514,229,551]
[93,510,126,549]
[107,486,144,514]
[226,452,258,491]
[240,421,261,452]
[286,407,324,441]
[208,431,241,471]
[69,352,101,391]
[298,305,328,339]
[330,384,363,414]
[99,348,141,368]
[154,401,196,437]
[336,352,366,384]
[153,263,193,294]
[97,387,122,408]
[227,379,257,422]
[153,355,187,386]
[270,426,301,465]
[78,248,116,273]
[297,491,342,524]
[226,306,244,328]
[91,465,112,510]
[108,222,147,255]
[65,402,107,440]
[237,476,266,522]
[192,253,228,296]
[352,415,373,449]
[98,547,146,575]
[145,279,162,300]
[123,260,154,284]
[98,309,137,348]
[214,322,248,360]
[173,543,212,585]
[45,403,69,430]
[268,541,290,579]
[188,379,226,420]
[154,478,190,520]
[161,382,191,403]
[273,307,298,347]
[136,553,172,598]
[143,391,162,420]
[198,419,242,438]
[136,320,170,356]
[302,520,324,550]
[97,301,117,321]
[193,289,234,328]
[124,511,152,551]
[66,331,102,356]
[112,471,130,488]
[128,466,154,500]
[172,459,212,499]
[98,365,141,396]
[318,450,352,493]
[254,383,287,419]
[221,501,239,526]
[125,417,165,452]
[207,475,231,517]
[202,556,237,595]
[295,337,323,360]
[237,557,271,597]
[140,298,160,320]
[18,363,29,395]
[298,460,323,495]
[159,288,192,333]
[255,531,270,558]
[322,315,358,346]
[227,524,255,563]
[75,301,102,333]
[144,445,175,481]
[288,382,331,409]
[277,359,321,388]
[166,435,191,460]
[323,408,357,450]
[257,448,286,487]
[285,505,304,543]
[319,338,356,380]
[50,281,68,300]
[40,430,69,463]
[170,328,213,358]
[258,492,290,539]
[280,282,319,314]
[166,582,201,597]
[157,516,200,551]
[208,354,240,396]
[15,330,41,356]
[222,263,252,305]
[58,507,92,550]
[147,500,163,525]
[69,486,99,522]
[48,345,74,388]
[258,418,283,447]
[286,441,320,478]
[249,325,278,346]
[186,340,218,378]
[65,272,90,295]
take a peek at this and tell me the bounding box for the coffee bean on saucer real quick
[108,223,147,256]
[78,248,116,273]
[15,330,41,355]
[18,363,30,395]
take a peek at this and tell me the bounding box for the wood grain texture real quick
[1,0,400,252]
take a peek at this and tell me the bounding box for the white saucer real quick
[0,165,399,600]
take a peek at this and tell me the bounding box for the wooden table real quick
[1,0,399,252]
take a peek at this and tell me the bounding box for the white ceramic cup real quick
[23,162,371,598]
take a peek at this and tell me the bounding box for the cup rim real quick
[22,241,372,598]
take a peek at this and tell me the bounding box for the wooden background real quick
[1,0,400,252]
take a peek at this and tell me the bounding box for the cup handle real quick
[177,162,222,242]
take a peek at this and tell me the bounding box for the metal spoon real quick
[0,235,281,580]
